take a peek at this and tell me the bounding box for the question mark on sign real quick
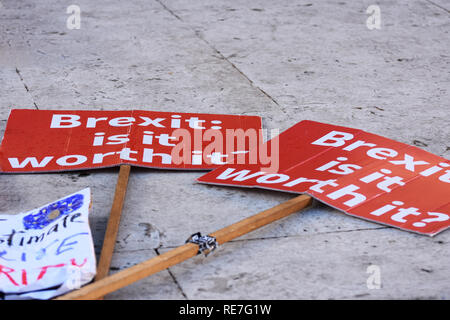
[413,212,449,227]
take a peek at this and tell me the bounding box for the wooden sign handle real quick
[94,164,131,297]
[56,194,312,300]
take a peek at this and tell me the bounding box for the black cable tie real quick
[185,232,218,257]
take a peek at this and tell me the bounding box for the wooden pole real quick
[56,194,312,300]
[94,164,131,296]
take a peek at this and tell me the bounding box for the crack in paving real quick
[425,0,450,14]
[117,220,443,258]
[7,37,39,109]
[154,248,189,299]
[156,226,391,250]
[14,67,39,110]
[226,226,391,243]
[154,0,287,115]
[114,247,189,298]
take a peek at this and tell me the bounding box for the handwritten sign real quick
[0,188,96,299]
[198,120,450,236]
[0,109,263,172]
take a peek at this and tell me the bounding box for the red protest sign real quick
[198,120,450,236]
[0,109,263,172]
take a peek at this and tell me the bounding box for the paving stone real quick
[163,228,450,299]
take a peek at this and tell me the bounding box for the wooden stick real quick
[56,194,312,300]
[95,165,131,288]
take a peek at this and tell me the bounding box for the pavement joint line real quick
[154,0,287,116]
[14,67,39,110]
[112,226,392,252]
[425,0,450,14]
[6,40,39,110]
[212,226,392,243]
[154,248,189,300]
[107,247,191,298]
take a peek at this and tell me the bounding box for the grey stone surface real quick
[163,228,450,299]
[0,0,448,300]
[162,0,450,156]
[107,249,186,299]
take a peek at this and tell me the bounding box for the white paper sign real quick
[0,188,96,299]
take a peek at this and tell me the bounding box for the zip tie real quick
[185,232,218,257]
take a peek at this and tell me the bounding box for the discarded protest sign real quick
[55,120,449,299]
[198,120,450,236]
[0,109,267,298]
[0,109,265,172]
[0,188,96,299]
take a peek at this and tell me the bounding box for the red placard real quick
[0,109,262,172]
[198,120,450,236]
